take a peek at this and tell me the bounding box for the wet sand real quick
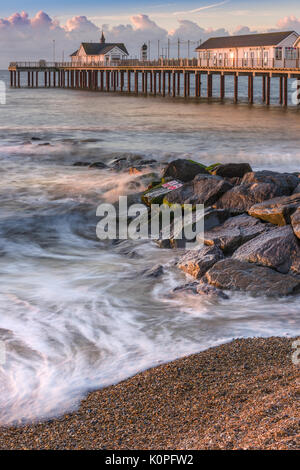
[0,337,299,450]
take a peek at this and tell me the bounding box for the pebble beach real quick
[0,337,299,450]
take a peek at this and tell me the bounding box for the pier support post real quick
[184,72,187,98]
[207,74,213,98]
[162,71,166,97]
[168,72,171,95]
[262,75,266,102]
[144,72,148,95]
[113,71,117,92]
[248,75,253,104]
[36,71,39,88]
[172,72,176,97]
[153,72,157,96]
[17,71,20,88]
[31,71,34,88]
[10,71,13,87]
[135,71,138,94]
[266,75,271,106]
[106,71,110,92]
[27,71,30,87]
[234,74,238,103]
[120,72,124,92]
[279,76,283,104]
[127,71,131,93]
[220,74,225,100]
[159,71,162,94]
[284,76,288,107]
[177,72,180,96]
[150,72,153,94]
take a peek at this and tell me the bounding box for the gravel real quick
[0,337,299,450]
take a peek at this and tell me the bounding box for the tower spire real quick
[100,31,106,43]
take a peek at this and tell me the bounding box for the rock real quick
[89,162,108,169]
[196,282,229,299]
[216,183,290,212]
[173,282,229,299]
[155,208,233,249]
[110,154,157,171]
[162,159,208,183]
[293,183,300,194]
[143,265,164,278]
[211,163,252,178]
[142,180,184,206]
[216,171,299,212]
[241,171,299,193]
[291,208,300,239]
[204,214,272,253]
[164,174,233,207]
[203,259,300,297]
[248,194,300,226]
[232,225,300,275]
[73,162,91,167]
[178,245,224,279]
[31,137,42,141]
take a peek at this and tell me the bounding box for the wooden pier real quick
[8,58,300,106]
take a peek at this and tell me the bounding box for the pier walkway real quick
[8,58,300,106]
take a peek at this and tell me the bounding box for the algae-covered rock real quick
[162,159,208,182]
[142,180,184,206]
[211,163,252,178]
[164,174,232,207]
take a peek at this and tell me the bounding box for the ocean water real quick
[0,70,299,425]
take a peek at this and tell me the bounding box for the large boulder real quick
[248,194,300,226]
[162,159,208,183]
[203,259,300,297]
[216,171,299,212]
[211,163,252,178]
[291,208,300,239]
[232,225,300,275]
[241,171,299,191]
[164,174,233,207]
[155,208,233,249]
[178,245,224,279]
[204,214,271,254]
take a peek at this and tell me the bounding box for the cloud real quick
[2,10,298,67]
[233,25,258,35]
[276,15,300,32]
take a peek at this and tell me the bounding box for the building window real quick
[275,48,282,60]
[285,47,297,60]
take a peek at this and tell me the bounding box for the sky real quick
[2,1,300,67]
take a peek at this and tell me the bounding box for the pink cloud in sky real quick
[277,15,300,32]
[0,11,299,67]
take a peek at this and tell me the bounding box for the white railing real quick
[9,57,300,70]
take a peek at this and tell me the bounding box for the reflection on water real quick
[0,71,299,425]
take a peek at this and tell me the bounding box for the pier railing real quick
[9,57,300,70]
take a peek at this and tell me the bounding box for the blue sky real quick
[3,1,300,31]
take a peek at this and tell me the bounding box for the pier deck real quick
[8,59,300,106]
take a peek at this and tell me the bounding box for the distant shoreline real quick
[0,336,298,450]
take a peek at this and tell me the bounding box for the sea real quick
[0,70,299,425]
